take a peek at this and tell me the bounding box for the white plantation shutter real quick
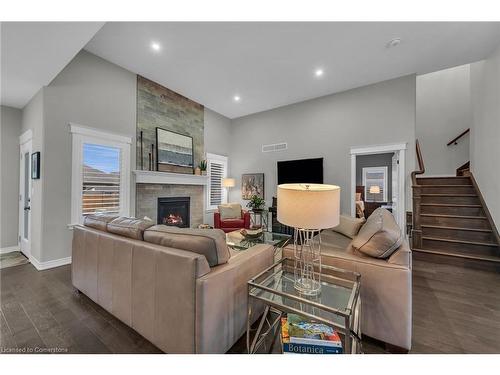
[363,166,388,202]
[207,153,228,210]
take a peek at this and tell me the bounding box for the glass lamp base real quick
[294,278,321,296]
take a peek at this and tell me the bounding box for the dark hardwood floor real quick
[1,258,500,354]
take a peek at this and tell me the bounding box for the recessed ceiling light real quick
[386,38,401,49]
[151,41,161,51]
[315,69,324,77]
[233,95,241,102]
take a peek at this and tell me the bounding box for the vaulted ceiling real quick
[3,22,500,118]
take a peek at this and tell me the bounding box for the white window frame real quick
[70,123,131,226]
[206,153,228,211]
[362,166,388,202]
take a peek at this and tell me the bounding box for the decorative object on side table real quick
[240,228,263,239]
[31,151,41,179]
[246,195,265,212]
[198,224,213,229]
[242,173,264,199]
[277,183,340,296]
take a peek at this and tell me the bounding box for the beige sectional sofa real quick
[284,208,412,351]
[72,215,274,354]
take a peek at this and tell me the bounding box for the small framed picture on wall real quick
[31,151,40,179]
[241,173,265,199]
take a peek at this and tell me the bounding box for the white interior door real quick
[19,140,32,258]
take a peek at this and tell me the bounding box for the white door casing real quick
[19,130,33,258]
[350,143,407,229]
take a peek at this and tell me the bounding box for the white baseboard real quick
[29,256,72,271]
[0,246,20,254]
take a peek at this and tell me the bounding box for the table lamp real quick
[369,185,380,202]
[277,183,340,296]
[222,178,235,188]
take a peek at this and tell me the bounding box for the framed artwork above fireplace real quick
[156,127,194,172]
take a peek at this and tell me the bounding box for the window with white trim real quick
[206,153,228,210]
[362,166,388,202]
[70,124,131,224]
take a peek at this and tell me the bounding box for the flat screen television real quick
[277,157,324,185]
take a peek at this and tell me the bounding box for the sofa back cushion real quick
[107,217,154,240]
[351,208,402,259]
[144,225,231,267]
[83,213,119,232]
[331,215,366,239]
[218,203,242,220]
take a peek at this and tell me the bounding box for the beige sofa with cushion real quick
[283,208,412,351]
[72,215,274,353]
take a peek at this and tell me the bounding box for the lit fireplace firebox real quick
[157,197,190,228]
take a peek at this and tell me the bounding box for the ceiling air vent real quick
[262,142,288,153]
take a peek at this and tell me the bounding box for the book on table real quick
[281,313,343,354]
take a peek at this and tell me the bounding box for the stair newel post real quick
[412,185,423,249]
[411,139,425,250]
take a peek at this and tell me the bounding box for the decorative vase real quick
[194,167,201,175]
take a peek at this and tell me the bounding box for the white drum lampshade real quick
[369,185,381,194]
[277,183,340,296]
[222,178,236,188]
[277,184,340,230]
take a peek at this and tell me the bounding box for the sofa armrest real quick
[214,211,221,228]
[195,244,274,353]
[242,210,251,229]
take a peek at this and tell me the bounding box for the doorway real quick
[350,143,407,229]
[19,131,32,258]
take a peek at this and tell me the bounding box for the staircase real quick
[411,141,500,269]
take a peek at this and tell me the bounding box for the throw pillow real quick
[83,213,119,232]
[218,203,242,220]
[351,208,402,259]
[331,215,366,239]
[143,225,231,266]
[107,216,155,240]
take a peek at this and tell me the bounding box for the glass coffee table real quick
[246,257,361,354]
[226,230,291,254]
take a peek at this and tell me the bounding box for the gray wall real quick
[204,108,232,157]
[356,153,394,201]
[21,89,45,261]
[229,75,416,215]
[416,64,471,176]
[203,108,232,225]
[42,50,137,262]
[0,106,22,248]
[470,44,500,229]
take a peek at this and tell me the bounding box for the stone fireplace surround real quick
[136,183,204,228]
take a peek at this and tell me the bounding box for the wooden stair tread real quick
[420,214,487,219]
[412,248,500,263]
[417,176,470,179]
[420,194,477,197]
[415,184,473,187]
[422,236,498,247]
[420,203,482,207]
[421,225,493,232]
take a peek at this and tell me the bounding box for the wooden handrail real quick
[411,139,425,186]
[447,128,470,146]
